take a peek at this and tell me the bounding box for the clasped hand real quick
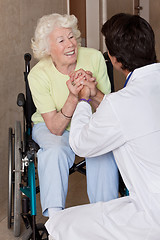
[66,69,97,99]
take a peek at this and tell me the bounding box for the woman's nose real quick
[66,39,73,47]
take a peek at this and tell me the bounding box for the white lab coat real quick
[45,63,160,240]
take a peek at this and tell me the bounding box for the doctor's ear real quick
[108,55,118,66]
[112,56,118,65]
[108,54,123,72]
[107,52,116,65]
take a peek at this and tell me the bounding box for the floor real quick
[0,163,89,239]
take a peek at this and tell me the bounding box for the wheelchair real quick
[7,53,86,240]
[7,52,127,240]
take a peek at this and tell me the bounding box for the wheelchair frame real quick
[8,53,49,240]
[7,53,86,240]
[7,52,127,240]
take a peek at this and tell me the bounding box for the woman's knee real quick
[38,145,75,169]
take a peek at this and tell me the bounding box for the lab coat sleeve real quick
[69,95,126,158]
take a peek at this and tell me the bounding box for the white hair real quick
[31,13,81,60]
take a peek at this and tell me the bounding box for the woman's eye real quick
[69,36,74,39]
[59,40,64,43]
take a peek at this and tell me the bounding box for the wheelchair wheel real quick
[14,121,22,237]
[8,127,14,229]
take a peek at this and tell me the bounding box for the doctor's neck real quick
[122,69,130,78]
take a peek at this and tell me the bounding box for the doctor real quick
[46,13,160,240]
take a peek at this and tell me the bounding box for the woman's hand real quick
[66,77,83,97]
[66,69,90,97]
[69,69,92,81]
[67,69,97,97]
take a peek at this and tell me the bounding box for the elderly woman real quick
[28,13,118,218]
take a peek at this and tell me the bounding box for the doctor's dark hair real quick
[101,13,157,72]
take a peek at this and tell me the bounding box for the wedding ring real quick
[72,81,76,86]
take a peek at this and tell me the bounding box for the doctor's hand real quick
[78,85,91,101]
[80,78,98,97]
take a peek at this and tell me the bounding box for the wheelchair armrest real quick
[17,93,25,107]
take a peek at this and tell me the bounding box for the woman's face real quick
[49,27,78,69]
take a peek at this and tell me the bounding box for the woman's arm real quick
[42,81,83,136]
[42,93,78,136]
